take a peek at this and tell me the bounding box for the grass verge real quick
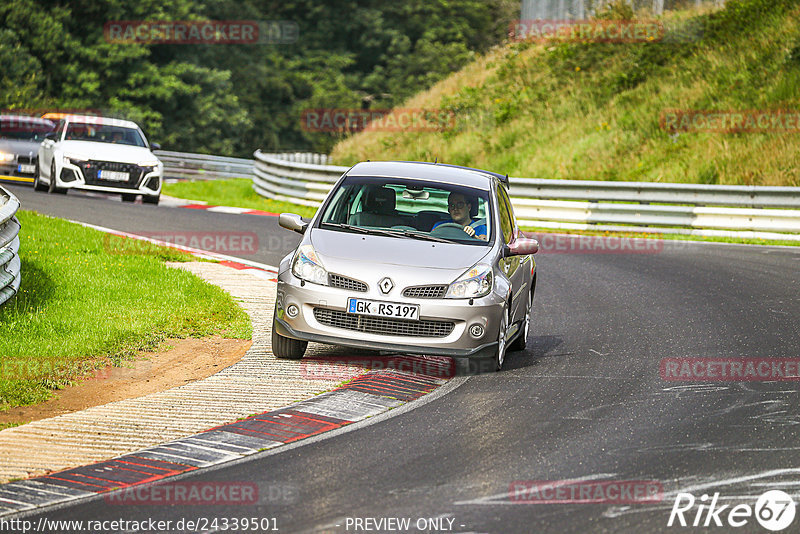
[331,0,800,186]
[0,210,252,412]
[163,178,319,219]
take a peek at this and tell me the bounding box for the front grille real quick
[77,160,145,189]
[16,156,33,165]
[403,285,448,299]
[329,274,368,292]
[313,308,454,338]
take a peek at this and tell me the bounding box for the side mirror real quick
[44,132,56,141]
[150,142,161,150]
[504,237,539,256]
[279,213,309,234]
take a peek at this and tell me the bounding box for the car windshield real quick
[64,122,146,147]
[319,175,493,245]
[0,118,53,141]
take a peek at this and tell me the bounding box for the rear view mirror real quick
[44,132,56,140]
[150,142,161,150]
[279,213,309,234]
[505,237,539,256]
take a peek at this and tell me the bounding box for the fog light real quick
[469,324,484,338]
[286,304,299,318]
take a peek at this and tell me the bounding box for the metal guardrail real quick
[252,150,800,240]
[155,150,254,181]
[156,150,330,182]
[0,186,21,307]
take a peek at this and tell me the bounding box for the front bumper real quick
[275,271,505,359]
[57,160,162,196]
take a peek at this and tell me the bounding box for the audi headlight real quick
[63,155,87,166]
[291,244,329,285]
[446,263,493,298]
[138,159,160,167]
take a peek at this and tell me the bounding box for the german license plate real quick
[17,164,35,174]
[98,170,128,181]
[347,298,419,321]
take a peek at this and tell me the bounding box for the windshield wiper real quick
[390,229,455,243]
[321,222,373,234]
[322,222,454,243]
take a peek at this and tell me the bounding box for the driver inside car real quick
[433,191,487,240]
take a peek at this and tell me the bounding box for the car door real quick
[496,182,526,326]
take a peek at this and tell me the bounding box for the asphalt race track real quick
[8,184,800,534]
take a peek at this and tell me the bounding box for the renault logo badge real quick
[378,277,394,294]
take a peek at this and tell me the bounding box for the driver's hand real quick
[463,225,476,237]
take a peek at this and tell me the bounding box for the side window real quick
[496,184,514,244]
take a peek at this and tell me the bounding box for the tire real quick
[121,193,137,202]
[33,162,47,192]
[271,320,308,359]
[47,162,66,194]
[492,309,508,371]
[509,290,532,352]
[142,194,160,205]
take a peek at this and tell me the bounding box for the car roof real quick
[0,115,55,128]
[54,114,140,129]
[346,161,501,190]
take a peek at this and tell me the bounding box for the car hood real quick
[58,141,158,164]
[309,229,491,285]
[0,139,41,156]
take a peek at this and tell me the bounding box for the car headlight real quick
[0,152,14,162]
[446,263,493,298]
[63,155,87,166]
[291,244,329,285]
[138,160,160,167]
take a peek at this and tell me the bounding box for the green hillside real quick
[331,0,800,186]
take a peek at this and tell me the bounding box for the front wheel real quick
[509,291,531,352]
[492,310,508,371]
[33,163,47,192]
[121,193,137,202]
[142,194,160,205]
[48,162,66,194]
[271,320,307,359]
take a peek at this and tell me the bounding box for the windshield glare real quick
[64,123,146,147]
[320,176,492,245]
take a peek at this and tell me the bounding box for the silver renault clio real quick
[273,161,538,371]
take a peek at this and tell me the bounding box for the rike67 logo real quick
[668,490,796,531]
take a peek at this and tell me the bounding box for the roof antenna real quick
[434,157,438,164]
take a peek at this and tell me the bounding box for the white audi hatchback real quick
[35,114,163,204]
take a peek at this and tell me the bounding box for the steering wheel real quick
[435,222,468,231]
[431,222,478,239]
